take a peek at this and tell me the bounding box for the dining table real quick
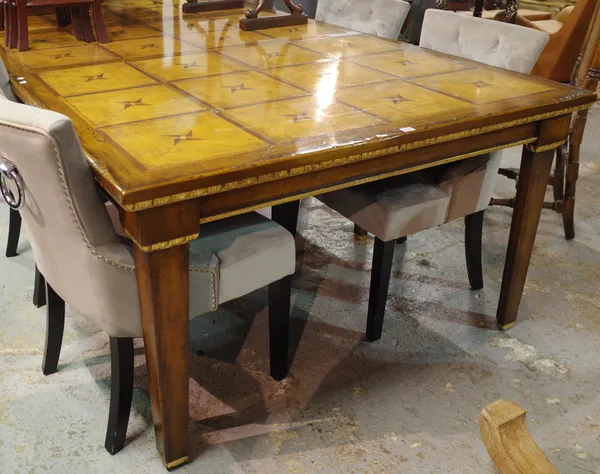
[1,1,597,469]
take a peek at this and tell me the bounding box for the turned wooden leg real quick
[71,6,85,41]
[6,0,17,48]
[91,0,109,43]
[6,208,21,257]
[78,5,95,42]
[56,7,71,27]
[33,265,46,308]
[496,119,563,329]
[465,210,484,290]
[105,337,134,455]
[366,238,395,342]
[15,0,28,51]
[271,200,300,238]
[562,111,589,241]
[354,224,368,241]
[0,5,4,32]
[268,275,291,381]
[42,282,65,376]
[552,145,565,202]
[133,244,190,470]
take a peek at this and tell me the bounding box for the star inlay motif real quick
[398,59,413,66]
[267,52,280,59]
[162,130,203,146]
[224,83,254,93]
[340,41,354,48]
[84,73,107,82]
[140,43,158,50]
[181,61,202,70]
[54,53,72,60]
[385,94,412,105]
[283,110,312,124]
[117,98,151,110]
[471,80,492,88]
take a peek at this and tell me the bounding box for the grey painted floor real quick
[1,105,599,473]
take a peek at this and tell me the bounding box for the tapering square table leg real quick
[134,244,190,469]
[496,117,569,329]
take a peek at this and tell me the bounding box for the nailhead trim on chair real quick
[0,120,221,308]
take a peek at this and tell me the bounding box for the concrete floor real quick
[1,105,599,473]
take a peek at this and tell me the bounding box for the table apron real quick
[195,121,540,223]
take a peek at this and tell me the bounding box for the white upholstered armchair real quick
[315,0,411,39]
[0,92,296,455]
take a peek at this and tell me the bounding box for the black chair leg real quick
[33,265,46,308]
[42,283,65,376]
[366,238,395,342]
[105,337,134,455]
[6,208,21,257]
[271,200,300,237]
[354,224,368,240]
[268,275,291,381]
[465,210,484,290]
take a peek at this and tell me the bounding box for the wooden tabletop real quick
[1,2,596,212]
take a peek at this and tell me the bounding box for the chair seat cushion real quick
[114,211,295,329]
[437,152,502,221]
[317,171,450,242]
[191,212,296,307]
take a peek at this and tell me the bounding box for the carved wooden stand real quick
[480,400,559,474]
[239,0,308,31]
[182,0,244,15]
[490,7,600,240]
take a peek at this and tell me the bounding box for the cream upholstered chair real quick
[1,57,21,258]
[315,0,411,39]
[0,94,296,454]
[0,58,17,101]
[0,57,46,307]
[301,10,549,341]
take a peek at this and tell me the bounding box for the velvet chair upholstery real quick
[0,94,296,453]
[315,10,549,340]
[0,58,16,101]
[315,0,411,39]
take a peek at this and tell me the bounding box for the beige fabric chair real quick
[0,58,17,102]
[0,94,295,454]
[315,0,411,39]
[315,10,549,341]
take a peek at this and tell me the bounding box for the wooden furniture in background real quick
[182,0,244,15]
[1,5,595,467]
[491,1,600,239]
[239,0,308,30]
[519,0,598,83]
[4,0,108,51]
[480,400,559,474]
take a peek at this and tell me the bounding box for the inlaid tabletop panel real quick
[1,0,596,210]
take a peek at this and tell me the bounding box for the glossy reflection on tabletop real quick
[0,0,586,203]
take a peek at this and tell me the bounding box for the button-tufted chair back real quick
[420,9,549,74]
[420,10,549,221]
[0,58,17,101]
[0,95,142,336]
[316,0,411,40]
